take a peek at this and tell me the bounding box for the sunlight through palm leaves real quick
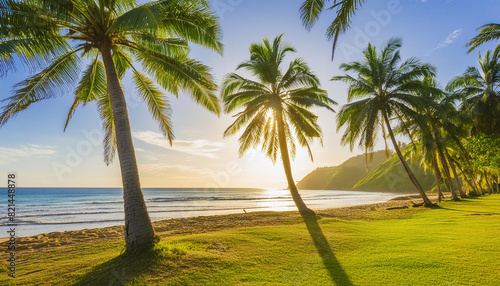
[221,35,337,216]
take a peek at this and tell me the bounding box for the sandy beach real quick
[0,194,432,253]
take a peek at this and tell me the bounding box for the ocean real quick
[0,188,408,238]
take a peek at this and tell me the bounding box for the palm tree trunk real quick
[491,177,498,194]
[440,163,454,194]
[444,149,467,197]
[276,111,315,216]
[439,153,459,200]
[100,41,155,252]
[382,112,433,206]
[432,155,443,202]
[434,133,460,201]
[485,175,494,195]
[458,165,479,196]
[473,173,485,195]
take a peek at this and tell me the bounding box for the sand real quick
[0,194,439,252]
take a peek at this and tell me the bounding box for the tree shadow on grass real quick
[303,216,354,286]
[74,249,159,286]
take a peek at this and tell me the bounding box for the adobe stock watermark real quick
[212,0,245,20]
[339,0,403,61]
[203,149,257,191]
[51,129,102,182]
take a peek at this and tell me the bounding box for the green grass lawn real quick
[3,195,500,285]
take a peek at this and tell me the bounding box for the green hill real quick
[297,150,436,193]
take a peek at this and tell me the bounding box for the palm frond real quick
[133,70,174,144]
[97,93,117,165]
[0,49,81,126]
[467,23,500,54]
[300,0,325,29]
[131,45,220,114]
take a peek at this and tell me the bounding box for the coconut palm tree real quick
[467,23,500,56]
[221,35,336,216]
[447,50,500,136]
[398,78,461,201]
[300,0,365,59]
[0,0,222,252]
[333,38,435,206]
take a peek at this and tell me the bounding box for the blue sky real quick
[1,0,499,188]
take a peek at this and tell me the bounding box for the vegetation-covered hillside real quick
[298,151,436,193]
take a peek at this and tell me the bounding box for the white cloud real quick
[426,28,462,56]
[139,163,213,176]
[27,144,56,149]
[133,131,224,158]
[0,145,56,163]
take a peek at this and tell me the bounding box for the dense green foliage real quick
[465,135,500,175]
[447,50,500,135]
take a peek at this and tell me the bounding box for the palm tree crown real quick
[222,34,336,162]
[333,38,435,153]
[300,0,365,58]
[0,0,222,158]
[467,23,500,56]
[221,34,336,215]
[333,37,435,206]
[447,50,500,135]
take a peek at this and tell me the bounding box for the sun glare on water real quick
[257,188,294,212]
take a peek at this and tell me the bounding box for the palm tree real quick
[0,0,222,252]
[447,50,500,136]
[333,38,435,206]
[467,23,500,56]
[398,77,462,201]
[300,0,365,59]
[221,35,336,216]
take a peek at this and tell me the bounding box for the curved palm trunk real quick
[444,149,467,197]
[485,175,494,195]
[432,155,444,202]
[451,162,466,197]
[438,158,454,195]
[433,132,460,201]
[382,112,433,206]
[491,177,499,194]
[458,164,479,196]
[276,112,315,216]
[437,150,460,200]
[473,173,485,195]
[100,42,155,252]
[463,171,479,195]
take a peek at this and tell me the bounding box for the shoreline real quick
[0,193,433,251]
[2,188,410,239]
